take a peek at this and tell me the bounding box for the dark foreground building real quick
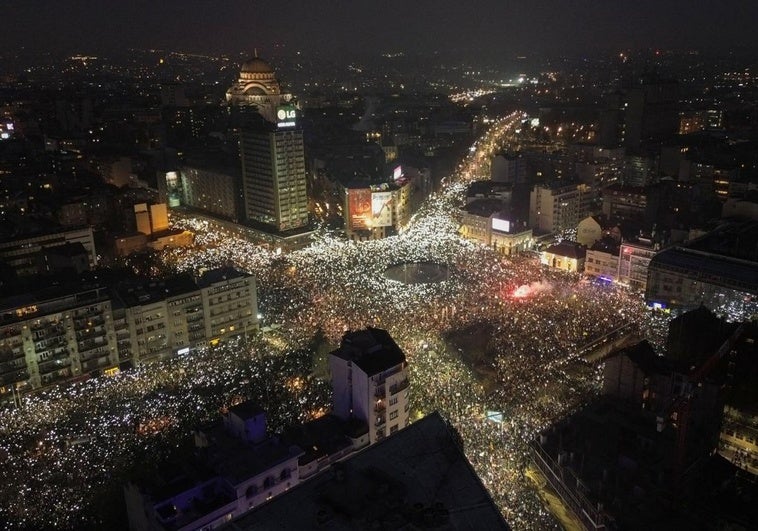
[224,411,509,531]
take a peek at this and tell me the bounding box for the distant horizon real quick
[4,0,758,60]
[6,44,758,67]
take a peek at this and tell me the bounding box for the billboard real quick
[393,165,403,181]
[371,191,393,227]
[165,171,182,207]
[276,105,297,128]
[348,188,372,230]
[491,218,510,233]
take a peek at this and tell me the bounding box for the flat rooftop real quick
[650,246,758,291]
[331,327,407,377]
[224,412,510,531]
[203,422,303,487]
[114,273,199,307]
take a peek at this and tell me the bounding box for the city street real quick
[0,113,667,530]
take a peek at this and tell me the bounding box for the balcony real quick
[375,385,386,399]
[81,357,111,372]
[375,415,386,427]
[389,378,409,396]
[375,400,386,413]
[31,325,66,341]
[1,367,29,384]
[38,357,70,375]
[80,346,110,362]
[73,307,104,319]
[78,337,107,353]
[35,335,67,352]
[74,315,105,330]
[0,347,23,363]
[186,312,204,323]
[189,330,206,342]
[0,355,26,370]
[76,327,106,341]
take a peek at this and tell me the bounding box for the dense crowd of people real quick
[0,113,677,529]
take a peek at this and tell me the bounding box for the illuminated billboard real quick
[393,165,403,181]
[165,171,182,207]
[348,188,372,230]
[371,191,393,227]
[491,218,510,233]
[276,105,297,128]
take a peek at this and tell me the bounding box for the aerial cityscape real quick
[1,2,758,530]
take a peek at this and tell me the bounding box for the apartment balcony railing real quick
[1,368,29,384]
[80,346,110,362]
[78,338,107,354]
[389,378,409,396]
[38,357,70,375]
[74,315,105,330]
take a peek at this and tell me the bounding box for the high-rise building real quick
[491,152,527,183]
[227,56,309,233]
[529,182,596,233]
[623,76,679,153]
[239,117,309,232]
[329,328,410,444]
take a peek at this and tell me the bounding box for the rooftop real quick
[331,327,407,377]
[114,272,199,307]
[649,246,758,292]
[687,220,758,262]
[462,197,507,217]
[590,236,620,255]
[544,241,587,259]
[202,422,303,487]
[228,401,265,422]
[282,414,361,466]
[224,412,509,531]
[197,267,248,288]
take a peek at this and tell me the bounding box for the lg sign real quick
[277,107,297,128]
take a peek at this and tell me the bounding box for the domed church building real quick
[226,53,293,123]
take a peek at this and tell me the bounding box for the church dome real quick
[241,57,274,74]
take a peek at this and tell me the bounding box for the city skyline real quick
[1,2,758,529]
[4,0,758,58]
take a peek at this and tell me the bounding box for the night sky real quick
[4,0,758,57]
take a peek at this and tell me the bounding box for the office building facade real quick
[240,122,309,231]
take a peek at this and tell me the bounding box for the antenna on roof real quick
[254,48,258,58]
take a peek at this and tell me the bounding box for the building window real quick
[389,396,398,406]
[390,424,398,434]
[390,410,398,421]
